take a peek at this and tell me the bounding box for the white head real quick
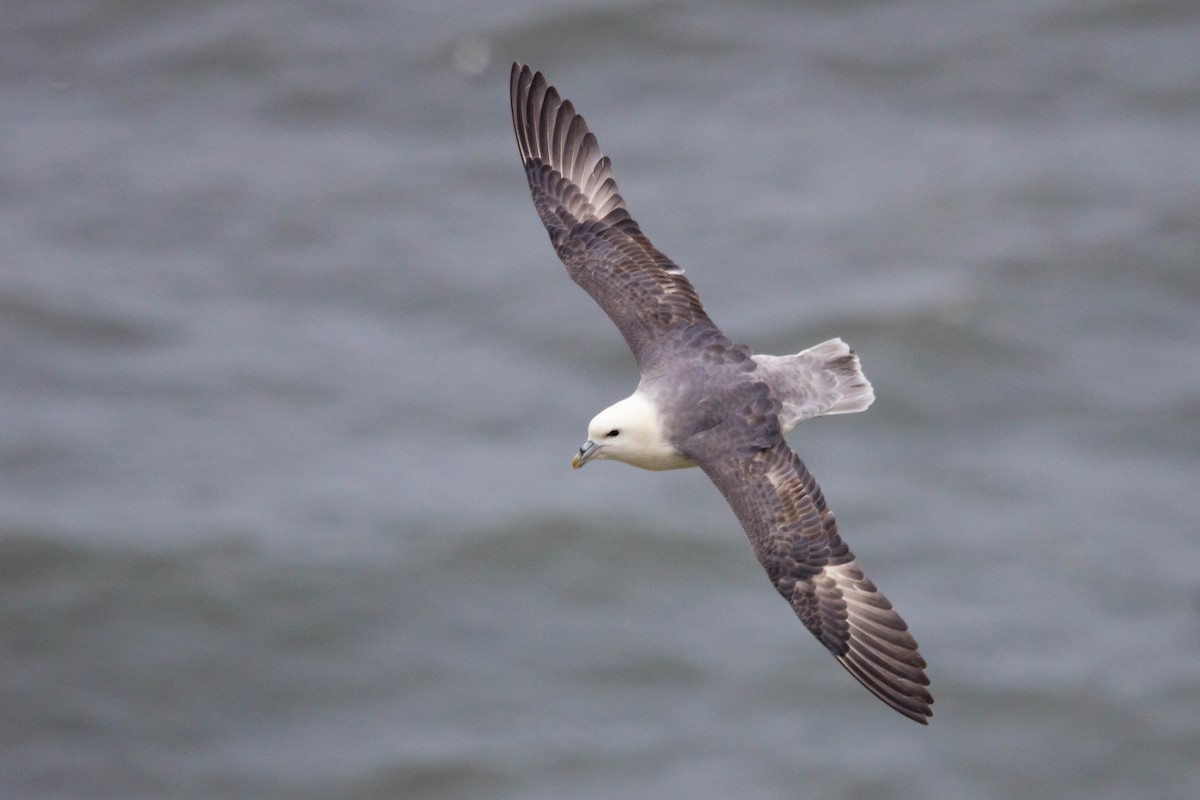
[572,392,694,472]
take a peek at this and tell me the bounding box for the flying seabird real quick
[509,63,933,724]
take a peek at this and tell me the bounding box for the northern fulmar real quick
[510,63,933,724]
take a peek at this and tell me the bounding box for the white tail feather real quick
[755,338,875,432]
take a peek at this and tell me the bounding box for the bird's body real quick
[510,63,933,724]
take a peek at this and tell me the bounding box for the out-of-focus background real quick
[3,1,1198,798]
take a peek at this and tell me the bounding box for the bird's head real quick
[573,392,689,471]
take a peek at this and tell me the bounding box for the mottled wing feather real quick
[510,62,718,371]
[688,391,933,724]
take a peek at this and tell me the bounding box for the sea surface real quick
[2,1,1199,798]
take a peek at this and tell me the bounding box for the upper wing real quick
[688,395,933,723]
[510,63,719,371]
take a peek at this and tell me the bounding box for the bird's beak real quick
[572,440,600,469]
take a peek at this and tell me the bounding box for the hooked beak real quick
[572,440,600,469]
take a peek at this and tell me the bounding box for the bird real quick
[509,62,933,724]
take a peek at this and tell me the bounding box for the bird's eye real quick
[606,429,620,437]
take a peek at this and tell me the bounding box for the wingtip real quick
[835,649,934,724]
[511,61,532,82]
[510,61,528,96]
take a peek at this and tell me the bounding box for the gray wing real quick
[510,63,719,371]
[687,389,933,723]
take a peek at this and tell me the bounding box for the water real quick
[2,0,1199,797]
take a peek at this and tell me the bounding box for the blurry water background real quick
[2,0,1199,798]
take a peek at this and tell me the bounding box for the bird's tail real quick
[755,338,875,430]
[800,338,875,416]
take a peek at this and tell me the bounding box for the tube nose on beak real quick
[572,440,599,469]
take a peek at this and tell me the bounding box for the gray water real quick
[3,1,1199,798]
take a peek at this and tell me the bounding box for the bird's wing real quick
[510,62,720,371]
[686,388,933,723]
